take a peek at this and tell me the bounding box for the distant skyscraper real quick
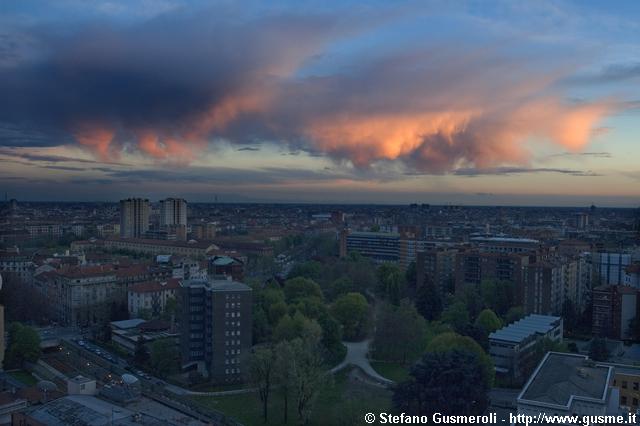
[160,198,187,227]
[120,198,150,238]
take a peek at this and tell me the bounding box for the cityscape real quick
[1,1,640,426]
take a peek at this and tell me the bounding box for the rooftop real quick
[211,256,240,266]
[347,231,400,238]
[519,353,611,407]
[470,237,540,244]
[490,314,561,344]
[130,278,180,293]
[111,318,146,329]
[182,278,251,292]
[26,395,164,425]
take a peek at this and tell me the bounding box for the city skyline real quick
[1,1,640,205]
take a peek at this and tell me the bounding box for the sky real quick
[0,0,639,206]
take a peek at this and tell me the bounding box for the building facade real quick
[119,198,150,238]
[179,278,252,383]
[128,278,180,317]
[592,285,640,340]
[489,314,563,381]
[517,352,617,419]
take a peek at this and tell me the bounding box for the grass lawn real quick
[370,361,410,383]
[191,368,393,425]
[8,370,38,386]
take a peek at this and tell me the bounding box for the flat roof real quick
[347,231,400,238]
[519,353,611,407]
[471,237,539,244]
[110,319,146,329]
[490,314,560,344]
[182,278,251,292]
[26,395,163,425]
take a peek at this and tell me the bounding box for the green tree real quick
[273,312,322,342]
[289,337,329,424]
[479,280,516,316]
[268,301,288,325]
[252,306,270,344]
[415,281,443,321]
[458,286,483,320]
[134,335,150,365]
[440,301,470,333]
[393,349,490,416]
[5,323,41,368]
[325,277,354,301]
[274,341,295,424]
[589,337,609,361]
[161,297,178,322]
[427,332,494,386]
[248,346,276,423]
[374,301,429,363]
[150,339,179,376]
[283,277,323,304]
[504,306,525,324]
[377,264,405,304]
[331,292,370,341]
[317,313,345,365]
[293,297,328,320]
[475,309,502,334]
[287,261,322,281]
[405,261,417,288]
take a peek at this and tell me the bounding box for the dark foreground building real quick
[179,277,252,384]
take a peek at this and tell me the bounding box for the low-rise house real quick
[128,278,180,318]
[489,314,563,381]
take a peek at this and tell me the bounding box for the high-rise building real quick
[454,250,533,301]
[0,274,4,368]
[119,198,150,238]
[592,285,640,340]
[159,198,187,241]
[179,277,252,383]
[160,198,187,227]
[523,260,566,316]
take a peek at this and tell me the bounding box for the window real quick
[633,382,639,391]
[633,398,638,407]
[621,396,627,406]
[622,381,628,389]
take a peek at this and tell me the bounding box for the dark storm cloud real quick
[0,3,611,172]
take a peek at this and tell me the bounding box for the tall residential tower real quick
[119,198,150,238]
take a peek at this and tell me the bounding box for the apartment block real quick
[179,278,252,383]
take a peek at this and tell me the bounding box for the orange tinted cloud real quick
[73,124,116,161]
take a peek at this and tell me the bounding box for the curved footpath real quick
[167,338,394,396]
[330,339,395,387]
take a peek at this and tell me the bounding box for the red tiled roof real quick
[114,264,149,278]
[130,278,180,293]
[58,264,116,278]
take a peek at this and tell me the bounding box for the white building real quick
[128,277,180,317]
[517,352,619,419]
[489,314,563,380]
